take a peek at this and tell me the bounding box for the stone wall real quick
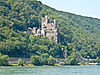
[29,15,58,43]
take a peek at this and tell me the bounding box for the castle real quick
[28,15,58,43]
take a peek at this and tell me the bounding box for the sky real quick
[38,0,100,19]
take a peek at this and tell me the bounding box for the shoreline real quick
[0,63,100,67]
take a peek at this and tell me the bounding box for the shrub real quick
[48,56,56,65]
[39,53,49,65]
[23,59,26,65]
[18,58,23,66]
[31,55,40,66]
[0,55,9,66]
[0,57,3,66]
[68,57,78,65]
[68,52,81,65]
[96,57,100,63]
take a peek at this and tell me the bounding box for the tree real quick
[68,57,78,65]
[0,58,2,66]
[48,56,56,65]
[0,55,9,66]
[23,59,26,65]
[68,52,81,65]
[17,58,23,66]
[39,53,49,65]
[96,57,100,63]
[31,55,40,66]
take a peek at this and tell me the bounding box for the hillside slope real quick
[0,0,100,59]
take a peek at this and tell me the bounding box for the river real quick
[0,65,100,75]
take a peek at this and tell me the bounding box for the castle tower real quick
[41,29,46,36]
[41,15,49,30]
[41,17,45,30]
[54,29,58,43]
[37,29,42,37]
[54,19,57,28]
[45,15,49,24]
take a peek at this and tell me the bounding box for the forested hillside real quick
[0,0,100,61]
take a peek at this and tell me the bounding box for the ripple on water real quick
[0,65,100,75]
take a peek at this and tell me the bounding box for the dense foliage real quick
[0,0,100,65]
[17,58,24,66]
[48,55,56,65]
[0,54,9,66]
[31,54,56,66]
[68,52,81,65]
[31,55,40,65]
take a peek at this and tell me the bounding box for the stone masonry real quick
[28,15,58,43]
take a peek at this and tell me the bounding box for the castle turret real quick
[41,17,45,30]
[45,15,49,24]
[41,30,46,36]
[41,15,49,30]
[54,19,57,28]
[37,29,41,34]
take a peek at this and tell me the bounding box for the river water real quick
[0,65,100,75]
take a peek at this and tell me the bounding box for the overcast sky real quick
[39,0,100,19]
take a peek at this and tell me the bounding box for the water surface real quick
[0,65,100,75]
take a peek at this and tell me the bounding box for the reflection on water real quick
[0,65,100,75]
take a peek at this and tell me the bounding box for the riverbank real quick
[1,63,99,67]
[9,63,61,67]
[0,65,100,75]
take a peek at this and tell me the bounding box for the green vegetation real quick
[31,54,56,66]
[17,58,24,66]
[0,0,100,65]
[31,55,40,66]
[48,56,56,65]
[96,57,100,63]
[39,53,49,65]
[23,59,26,65]
[68,52,81,65]
[0,54,9,66]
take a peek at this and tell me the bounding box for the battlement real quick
[41,15,57,30]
